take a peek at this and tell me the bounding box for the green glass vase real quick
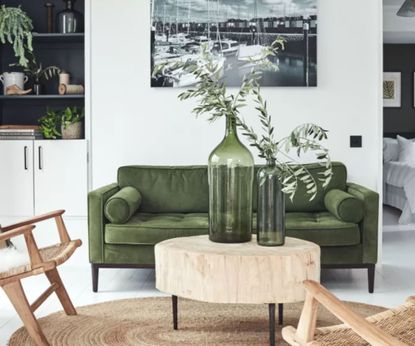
[257,163,286,246]
[208,114,254,243]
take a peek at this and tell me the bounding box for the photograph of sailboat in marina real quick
[151,0,317,87]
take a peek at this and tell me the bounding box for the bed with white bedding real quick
[383,135,415,224]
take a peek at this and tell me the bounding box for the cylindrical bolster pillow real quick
[104,186,142,224]
[324,189,364,223]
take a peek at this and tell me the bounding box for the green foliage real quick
[38,107,84,139]
[11,50,61,83]
[0,5,33,67]
[162,40,333,201]
[39,109,61,139]
[61,107,84,128]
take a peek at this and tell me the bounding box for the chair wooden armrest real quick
[282,280,407,346]
[0,224,43,270]
[0,225,35,242]
[2,210,70,243]
[2,210,65,231]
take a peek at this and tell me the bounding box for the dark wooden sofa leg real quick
[368,264,375,294]
[92,264,99,292]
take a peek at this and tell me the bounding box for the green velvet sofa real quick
[88,162,379,293]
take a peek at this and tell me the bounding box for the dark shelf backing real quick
[1,99,85,126]
[1,43,85,95]
[3,0,85,34]
[1,0,85,126]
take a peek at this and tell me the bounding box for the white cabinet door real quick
[0,141,34,217]
[34,140,88,216]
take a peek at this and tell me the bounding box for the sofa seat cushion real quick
[105,213,209,245]
[105,212,360,247]
[285,212,360,247]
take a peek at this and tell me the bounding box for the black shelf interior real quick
[0,0,85,127]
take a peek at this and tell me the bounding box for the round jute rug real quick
[9,297,386,345]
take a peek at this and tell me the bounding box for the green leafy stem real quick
[153,40,333,200]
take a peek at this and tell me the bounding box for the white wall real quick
[90,0,383,193]
[384,4,415,43]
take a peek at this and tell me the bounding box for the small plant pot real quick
[61,122,83,139]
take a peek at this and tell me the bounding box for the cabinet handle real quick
[24,146,28,170]
[38,146,43,170]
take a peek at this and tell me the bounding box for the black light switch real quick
[350,136,362,148]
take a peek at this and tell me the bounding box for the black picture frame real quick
[413,71,415,109]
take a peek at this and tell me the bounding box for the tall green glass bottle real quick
[208,114,254,243]
[256,162,286,247]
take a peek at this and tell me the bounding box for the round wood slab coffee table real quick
[155,235,320,346]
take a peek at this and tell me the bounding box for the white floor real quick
[1,208,415,345]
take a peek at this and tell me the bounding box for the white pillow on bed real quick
[397,135,415,164]
[383,138,399,162]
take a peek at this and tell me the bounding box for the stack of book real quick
[0,125,43,140]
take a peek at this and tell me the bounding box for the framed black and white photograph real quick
[151,0,318,88]
[383,72,401,108]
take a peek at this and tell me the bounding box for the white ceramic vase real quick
[0,72,28,94]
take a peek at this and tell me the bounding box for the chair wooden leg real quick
[3,281,49,346]
[45,268,77,316]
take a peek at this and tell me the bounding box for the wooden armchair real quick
[282,280,415,346]
[0,210,82,346]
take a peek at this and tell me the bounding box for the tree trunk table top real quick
[155,235,320,304]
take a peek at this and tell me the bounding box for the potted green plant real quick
[0,5,33,67]
[11,51,61,95]
[61,107,84,139]
[39,108,61,139]
[155,42,333,246]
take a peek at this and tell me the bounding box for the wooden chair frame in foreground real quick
[282,280,412,346]
[0,210,82,346]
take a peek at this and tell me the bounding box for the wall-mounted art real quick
[151,0,318,88]
[383,72,401,108]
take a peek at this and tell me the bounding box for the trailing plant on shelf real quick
[39,108,61,139]
[156,42,333,201]
[0,5,33,67]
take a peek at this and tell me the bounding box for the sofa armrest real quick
[346,183,379,264]
[88,183,120,263]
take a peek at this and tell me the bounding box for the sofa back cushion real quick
[254,162,347,212]
[118,162,347,213]
[118,166,209,213]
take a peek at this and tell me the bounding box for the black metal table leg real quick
[278,303,283,326]
[172,295,178,330]
[269,303,275,346]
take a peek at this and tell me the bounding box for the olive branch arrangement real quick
[152,41,333,200]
